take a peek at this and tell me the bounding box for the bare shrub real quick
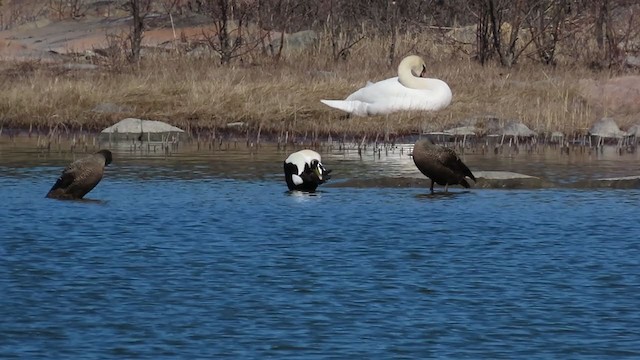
[48,0,88,20]
[200,0,264,64]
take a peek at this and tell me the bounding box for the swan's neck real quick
[399,74,446,91]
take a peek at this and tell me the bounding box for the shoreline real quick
[3,131,640,190]
[1,128,637,160]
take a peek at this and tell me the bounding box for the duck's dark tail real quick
[45,173,73,198]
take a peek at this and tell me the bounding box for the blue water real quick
[1,146,640,359]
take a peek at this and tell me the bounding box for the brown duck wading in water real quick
[46,150,113,200]
[412,138,476,193]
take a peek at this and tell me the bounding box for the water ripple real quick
[1,147,640,359]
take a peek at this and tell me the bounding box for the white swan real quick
[320,55,452,116]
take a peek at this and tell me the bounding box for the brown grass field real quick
[0,32,634,143]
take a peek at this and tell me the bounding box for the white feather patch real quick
[292,174,304,185]
[285,150,322,176]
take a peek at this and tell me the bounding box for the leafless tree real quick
[48,0,88,20]
[323,0,366,61]
[257,0,314,61]
[202,0,261,64]
[525,0,572,66]
[589,0,639,67]
[126,0,154,63]
[468,0,540,67]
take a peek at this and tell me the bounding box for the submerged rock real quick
[473,171,554,189]
[327,177,432,189]
[570,176,640,189]
[327,171,640,190]
[328,171,554,189]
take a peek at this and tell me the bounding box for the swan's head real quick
[399,55,427,78]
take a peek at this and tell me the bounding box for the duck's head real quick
[309,158,332,183]
[97,149,113,166]
[284,149,331,191]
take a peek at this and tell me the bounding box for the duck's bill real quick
[315,168,332,182]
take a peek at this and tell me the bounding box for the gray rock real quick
[444,116,536,137]
[626,124,640,137]
[589,117,626,138]
[474,171,554,189]
[269,30,318,54]
[502,121,537,137]
[444,126,477,136]
[100,118,186,142]
[186,44,213,58]
[443,115,501,137]
[625,55,640,68]
[550,131,565,143]
[446,25,476,44]
[570,175,640,189]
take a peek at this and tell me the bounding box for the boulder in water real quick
[588,118,626,138]
[100,118,186,142]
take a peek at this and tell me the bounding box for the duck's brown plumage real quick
[412,138,475,193]
[46,150,113,200]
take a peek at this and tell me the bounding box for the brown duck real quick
[46,150,113,200]
[412,138,476,193]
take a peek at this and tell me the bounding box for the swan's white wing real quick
[345,77,404,103]
[346,77,451,115]
[320,77,408,116]
[320,99,370,116]
[321,76,452,116]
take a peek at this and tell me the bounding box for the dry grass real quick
[0,33,634,142]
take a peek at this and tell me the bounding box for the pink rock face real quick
[579,76,640,114]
